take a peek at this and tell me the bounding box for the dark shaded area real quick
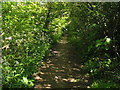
[33,37,92,88]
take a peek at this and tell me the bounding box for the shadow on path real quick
[33,37,91,89]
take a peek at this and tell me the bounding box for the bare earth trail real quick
[33,37,91,89]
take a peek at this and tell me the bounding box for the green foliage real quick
[2,2,67,88]
[49,17,68,43]
[90,80,119,88]
[66,2,120,88]
[2,2,120,88]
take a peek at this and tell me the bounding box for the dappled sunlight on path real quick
[33,37,91,88]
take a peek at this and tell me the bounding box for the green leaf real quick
[22,77,29,85]
[106,38,111,43]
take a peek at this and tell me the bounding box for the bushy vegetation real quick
[2,2,68,88]
[66,2,120,88]
[1,2,120,88]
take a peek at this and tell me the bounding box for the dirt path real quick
[33,37,91,89]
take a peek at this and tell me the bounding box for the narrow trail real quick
[33,37,91,89]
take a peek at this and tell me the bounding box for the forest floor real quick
[33,37,92,89]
